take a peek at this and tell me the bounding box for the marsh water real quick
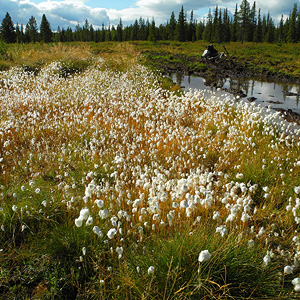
[172,74,300,115]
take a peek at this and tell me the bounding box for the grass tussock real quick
[0,43,300,299]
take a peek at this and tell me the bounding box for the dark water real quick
[172,74,300,114]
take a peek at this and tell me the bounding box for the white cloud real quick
[0,0,299,30]
[249,0,300,20]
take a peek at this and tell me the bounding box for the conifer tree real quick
[277,15,285,42]
[101,23,106,42]
[148,19,156,42]
[15,23,22,43]
[138,17,147,40]
[296,9,300,41]
[222,8,231,42]
[187,10,196,41]
[131,20,138,40]
[26,16,38,43]
[203,9,213,42]
[168,12,176,40]
[117,19,123,41]
[288,3,297,43]
[40,14,52,43]
[82,19,90,41]
[212,6,220,42]
[248,1,256,42]
[265,12,275,43]
[231,5,239,42]
[0,12,16,43]
[239,0,251,43]
[196,21,205,40]
[176,6,187,42]
[253,8,263,42]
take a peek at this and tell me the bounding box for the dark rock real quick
[267,100,283,104]
[285,91,298,96]
[247,97,257,102]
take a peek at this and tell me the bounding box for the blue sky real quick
[29,0,136,10]
[0,0,299,30]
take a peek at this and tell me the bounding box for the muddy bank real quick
[143,50,300,85]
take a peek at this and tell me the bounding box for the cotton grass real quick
[0,54,300,298]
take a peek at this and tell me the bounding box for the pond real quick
[172,74,300,115]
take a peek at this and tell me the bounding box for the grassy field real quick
[2,41,300,80]
[0,42,300,299]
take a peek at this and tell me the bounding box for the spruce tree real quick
[277,15,285,42]
[265,13,275,43]
[223,8,231,42]
[26,16,38,43]
[148,19,156,42]
[131,20,138,40]
[212,6,220,42]
[176,6,186,42]
[253,9,263,42]
[40,14,52,43]
[231,5,239,42]
[15,23,22,43]
[203,9,213,42]
[288,4,297,43]
[0,12,16,43]
[168,12,176,40]
[296,10,300,41]
[82,19,90,41]
[239,0,251,43]
[248,1,256,42]
[187,10,196,41]
[116,19,123,41]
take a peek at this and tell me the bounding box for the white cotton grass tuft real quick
[292,277,300,292]
[284,265,293,275]
[198,250,211,262]
[99,208,109,219]
[236,173,244,180]
[107,228,117,239]
[75,208,90,227]
[116,246,123,258]
[263,254,271,266]
[148,266,155,275]
[93,226,103,237]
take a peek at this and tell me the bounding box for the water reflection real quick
[172,74,300,114]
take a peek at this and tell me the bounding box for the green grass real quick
[2,41,300,80]
[1,42,300,299]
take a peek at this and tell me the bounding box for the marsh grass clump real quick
[58,57,92,78]
[0,47,300,299]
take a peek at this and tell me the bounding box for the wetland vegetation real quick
[0,42,300,299]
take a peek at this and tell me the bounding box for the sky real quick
[0,0,299,30]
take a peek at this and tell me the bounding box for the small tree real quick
[203,9,213,42]
[253,8,263,42]
[176,6,187,42]
[288,3,297,43]
[0,12,16,43]
[148,19,156,42]
[116,19,123,41]
[40,14,52,43]
[168,11,176,40]
[238,0,251,43]
[26,16,38,43]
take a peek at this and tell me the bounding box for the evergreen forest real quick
[1,1,300,44]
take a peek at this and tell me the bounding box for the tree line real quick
[1,1,300,44]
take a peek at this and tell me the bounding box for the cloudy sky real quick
[1,0,299,30]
